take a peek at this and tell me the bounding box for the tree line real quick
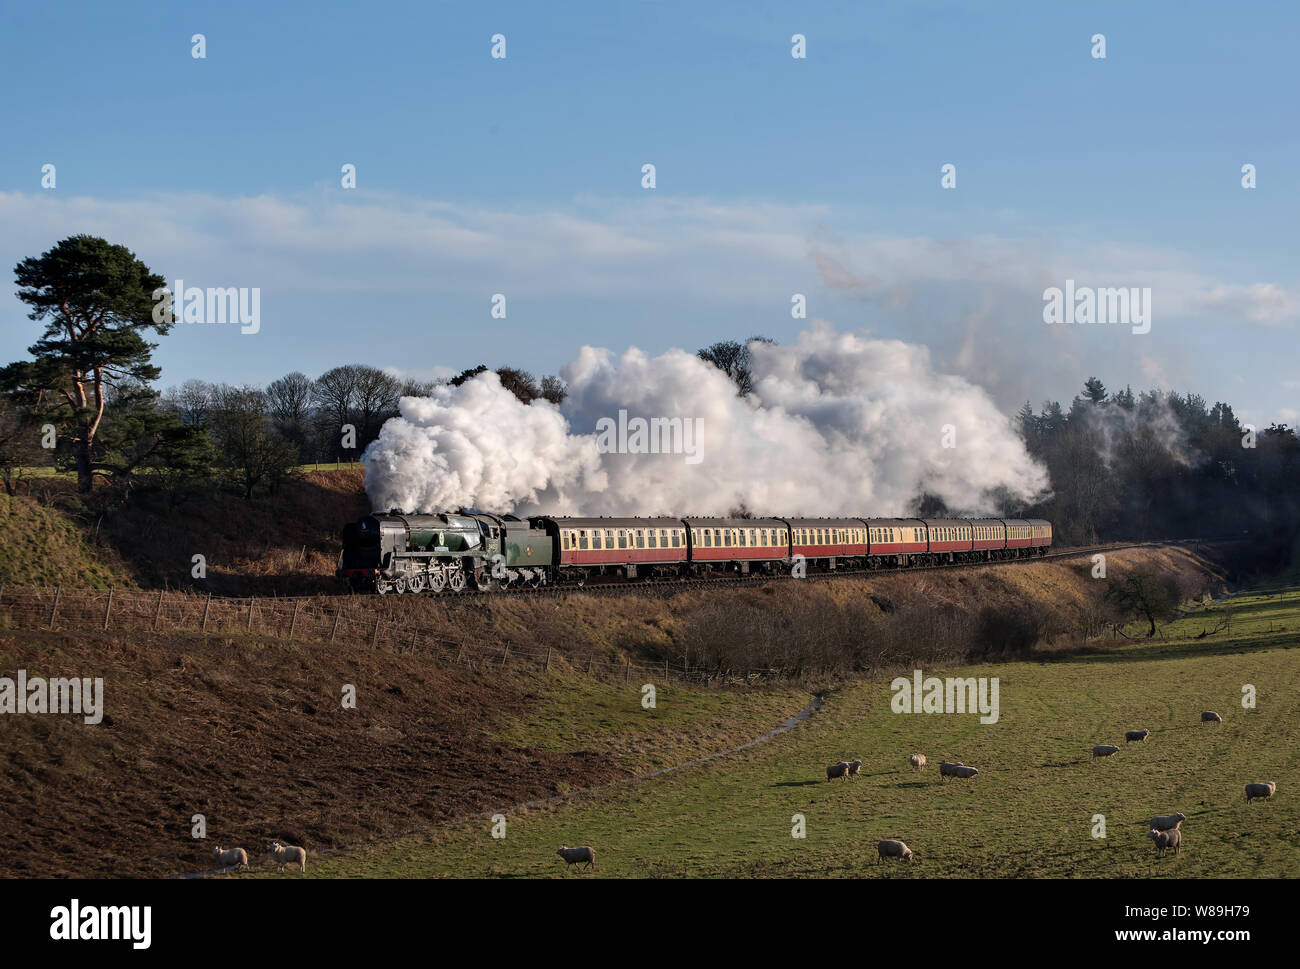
[1007,377,1300,547]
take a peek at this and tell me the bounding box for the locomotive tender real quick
[338,510,1052,594]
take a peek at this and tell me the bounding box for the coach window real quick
[703,530,712,547]
[605,530,614,548]
[592,531,602,550]
[618,530,627,549]
[723,530,731,547]
[647,530,657,548]
[578,530,588,550]
[635,529,644,548]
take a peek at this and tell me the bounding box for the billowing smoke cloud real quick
[362,323,1050,517]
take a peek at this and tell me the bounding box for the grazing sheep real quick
[1125,730,1151,743]
[847,759,862,777]
[556,845,596,871]
[1245,781,1277,804]
[211,846,248,870]
[1149,813,1186,832]
[1092,744,1121,760]
[1201,711,1223,725]
[877,840,914,863]
[1148,827,1181,856]
[827,761,850,781]
[269,841,307,873]
[909,754,926,771]
[939,762,978,781]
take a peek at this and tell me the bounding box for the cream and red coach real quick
[544,516,687,581]
[925,518,974,561]
[684,518,790,574]
[785,518,868,569]
[865,518,928,566]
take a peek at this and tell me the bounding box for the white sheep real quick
[211,846,248,870]
[556,845,596,871]
[877,839,914,863]
[939,762,978,781]
[1201,711,1223,725]
[270,841,307,873]
[847,759,862,777]
[1245,781,1277,804]
[1149,813,1186,832]
[1092,744,1121,760]
[1125,729,1150,743]
[827,761,850,781]
[1148,826,1181,856]
[909,754,926,771]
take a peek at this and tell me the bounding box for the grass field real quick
[261,583,1300,878]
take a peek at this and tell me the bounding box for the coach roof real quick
[537,516,686,529]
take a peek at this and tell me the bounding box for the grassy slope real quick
[487,677,807,777]
[292,585,1300,878]
[0,469,368,594]
[0,494,132,589]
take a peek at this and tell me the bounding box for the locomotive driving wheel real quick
[448,565,468,593]
[407,572,427,594]
[428,568,447,593]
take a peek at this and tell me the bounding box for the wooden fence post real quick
[664,657,669,681]
[371,618,381,648]
[544,647,551,672]
[502,645,509,666]
[247,600,255,633]
[586,653,593,674]
[329,608,341,643]
[153,588,164,630]
[200,595,212,632]
[288,600,301,639]
[48,585,61,630]
[103,588,113,630]
[455,643,465,663]
[625,659,631,683]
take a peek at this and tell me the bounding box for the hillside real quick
[296,583,1300,878]
[0,625,806,878]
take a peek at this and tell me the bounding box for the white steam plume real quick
[362,323,1050,517]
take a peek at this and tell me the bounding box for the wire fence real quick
[0,585,774,686]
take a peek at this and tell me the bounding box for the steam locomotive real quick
[338,511,1052,594]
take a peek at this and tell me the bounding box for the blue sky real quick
[2,0,1296,425]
